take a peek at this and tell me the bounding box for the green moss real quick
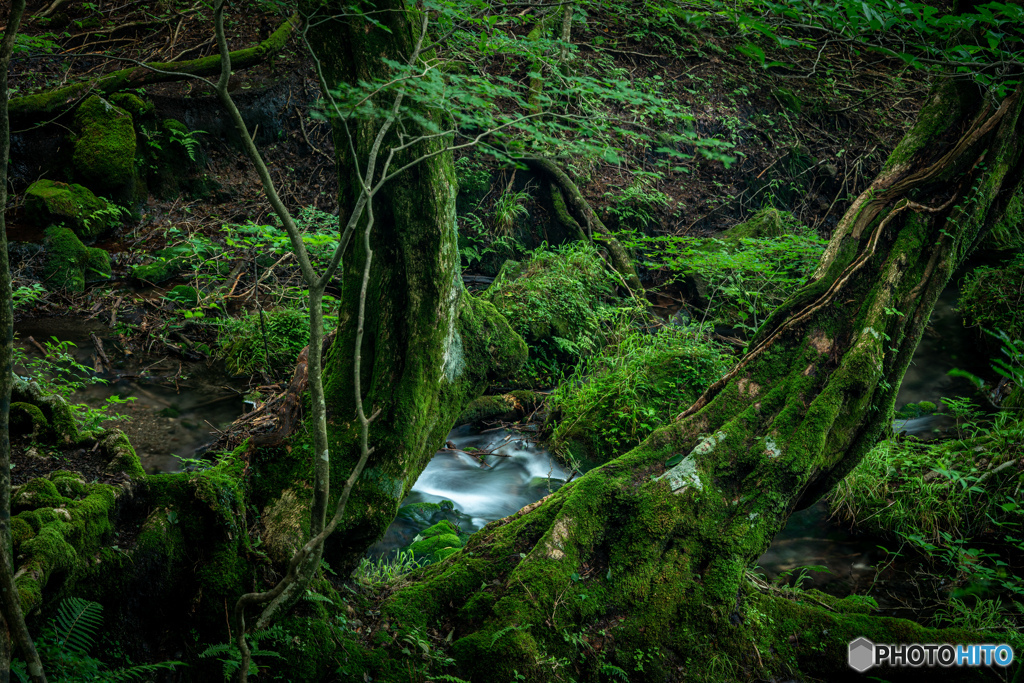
[73,95,137,191]
[483,243,619,386]
[11,517,35,548]
[12,478,70,513]
[12,481,121,612]
[10,402,49,440]
[109,92,153,118]
[102,430,146,477]
[23,179,113,240]
[42,226,111,292]
[130,259,178,284]
[549,327,732,466]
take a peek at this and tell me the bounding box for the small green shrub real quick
[829,397,1024,638]
[621,214,825,336]
[603,171,670,230]
[548,325,731,465]
[492,187,531,236]
[218,308,316,375]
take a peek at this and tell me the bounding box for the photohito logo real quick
[848,638,1015,672]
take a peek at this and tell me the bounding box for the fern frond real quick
[106,660,186,682]
[54,597,103,656]
[303,591,335,606]
[199,643,234,658]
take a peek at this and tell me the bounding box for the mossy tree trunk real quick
[369,80,1024,681]
[247,2,526,574]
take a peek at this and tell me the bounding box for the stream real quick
[371,285,991,604]
[16,284,989,593]
[15,317,247,473]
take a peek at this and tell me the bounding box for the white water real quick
[403,425,571,532]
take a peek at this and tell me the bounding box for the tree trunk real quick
[367,79,1024,681]
[247,2,527,574]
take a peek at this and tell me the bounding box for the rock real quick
[72,95,137,191]
[42,225,111,292]
[24,179,114,240]
[109,92,154,118]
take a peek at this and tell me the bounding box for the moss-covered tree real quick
[352,76,1024,681]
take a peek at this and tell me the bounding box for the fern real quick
[199,625,286,681]
[303,590,335,606]
[54,597,103,656]
[106,661,186,681]
[12,598,185,682]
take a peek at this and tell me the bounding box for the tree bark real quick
[246,1,527,575]
[368,79,1024,681]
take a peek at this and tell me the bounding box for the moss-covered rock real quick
[72,95,137,191]
[723,206,805,240]
[12,377,92,445]
[109,92,154,118]
[10,401,50,440]
[23,179,115,240]
[548,327,732,466]
[405,519,465,563]
[455,390,545,426]
[42,226,111,292]
[130,259,180,284]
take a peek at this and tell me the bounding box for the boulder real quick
[42,226,111,292]
[72,95,137,191]
[24,179,114,240]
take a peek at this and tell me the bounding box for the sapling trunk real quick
[0,4,47,682]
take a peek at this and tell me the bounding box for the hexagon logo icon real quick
[848,637,875,672]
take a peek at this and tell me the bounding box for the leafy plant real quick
[603,171,670,230]
[168,126,207,162]
[13,338,135,433]
[13,282,46,309]
[217,307,320,376]
[199,625,286,681]
[492,187,531,236]
[621,227,825,337]
[353,549,426,588]
[12,597,184,682]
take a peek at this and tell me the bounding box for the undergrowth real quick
[548,323,732,466]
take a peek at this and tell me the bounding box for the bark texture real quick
[246,1,527,574]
